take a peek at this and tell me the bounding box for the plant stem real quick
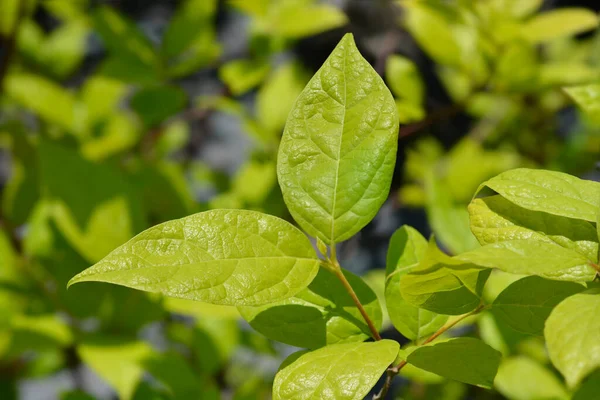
[372,303,486,399]
[328,245,382,341]
[589,261,600,275]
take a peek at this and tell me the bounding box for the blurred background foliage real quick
[0,0,599,399]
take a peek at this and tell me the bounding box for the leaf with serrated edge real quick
[69,210,320,306]
[469,195,598,261]
[277,33,399,244]
[406,337,501,388]
[477,168,600,222]
[458,240,595,282]
[546,289,600,388]
[273,340,399,400]
[238,268,382,349]
[385,226,447,340]
[492,276,583,335]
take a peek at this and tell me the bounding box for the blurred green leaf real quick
[219,59,270,96]
[522,8,599,43]
[78,336,154,400]
[38,140,146,262]
[269,3,347,39]
[494,356,568,400]
[130,85,187,128]
[256,61,307,134]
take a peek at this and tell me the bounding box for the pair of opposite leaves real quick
[69,33,401,307]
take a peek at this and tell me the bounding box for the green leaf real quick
[238,268,382,349]
[78,336,154,400]
[545,289,600,388]
[406,337,501,388]
[5,73,77,132]
[573,370,600,400]
[130,85,187,128]
[69,209,320,306]
[219,59,270,96]
[403,3,461,66]
[477,168,600,222]
[400,240,489,315]
[494,356,568,400]
[270,4,348,39]
[93,6,158,69]
[385,55,424,106]
[522,8,599,43]
[492,276,583,336]
[458,240,596,282]
[425,171,479,254]
[256,61,307,134]
[161,0,220,78]
[277,33,399,244]
[385,226,447,340]
[469,195,599,261]
[273,340,399,400]
[38,140,146,262]
[565,84,600,122]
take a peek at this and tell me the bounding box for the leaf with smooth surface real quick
[270,4,348,39]
[565,84,600,122]
[277,33,399,244]
[458,240,595,282]
[522,8,598,43]
[477,168,600,222]
[385,226,447,340]
[400,241,489,315]
[469,195,599,261]
[545,289,600,388]
[273,340,399,400]
[406,337,501,388]
[239,268,381,349]
[78,336,154,400]
[492,276,583,335]
[69,209,320,306]
[494,356,568,400]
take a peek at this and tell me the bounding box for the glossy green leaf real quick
[69,209,320,306]
[522,8,598,43]
[494,356,568,400]
[277,33,399,244]
[273,340,399,400]
[545,289,600,388]
[478,168,600,222]
[458,240,596,282]
[400,241,489,315]
[239,268,382,349]
[469,195,599,261]
[385,226,447,340]
[492,276,583,335]
[78,336,154,400]
[406,337,501,388]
